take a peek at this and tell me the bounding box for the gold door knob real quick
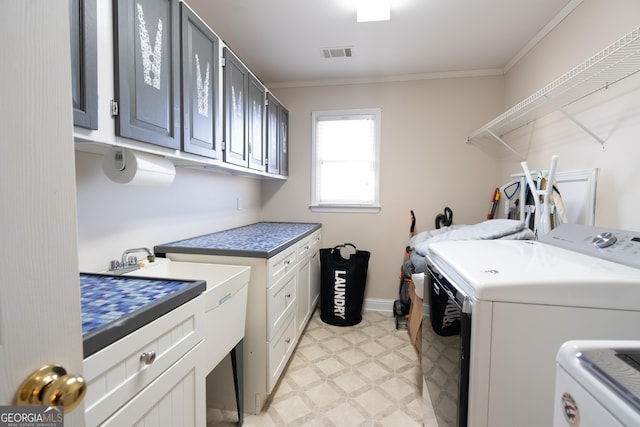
[14,365,87,413]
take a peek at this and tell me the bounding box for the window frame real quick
[310,108,382,213]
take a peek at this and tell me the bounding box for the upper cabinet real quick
[181,3,219,159]
[222,48,249,167]
[73,0,288,179]
[266,93,289,176]
[70,0,98,130]
[248,75,266,171]
[113,0,181,149]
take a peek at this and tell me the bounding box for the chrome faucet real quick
[121,247,155,266]
[108,247,155,274]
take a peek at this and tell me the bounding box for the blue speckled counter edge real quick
[81,273,206,358]
[154,222,321,259]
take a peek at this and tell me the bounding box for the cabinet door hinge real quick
[220,57,226,67]
[110,100,119,117]
[221,140,226,150]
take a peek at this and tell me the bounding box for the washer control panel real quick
[540,223,640,269]
[592,231,618,249]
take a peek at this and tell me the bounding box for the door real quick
[223,48,249,167]
[279,106,289,176]
[71,0,98,130]
[1,2,84,425]
[181,3,219,158]
[297,255,310,334]
[114,0,181,149]
[247,75,266,171]
[266,93,281,174]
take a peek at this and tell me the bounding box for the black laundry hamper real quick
[320,243,370,326]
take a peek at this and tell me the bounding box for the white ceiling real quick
[187,0,578,86]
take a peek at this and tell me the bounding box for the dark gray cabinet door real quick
[266,93,288,176]
[223,48,249,167]
[114,0,180,149]
[266,93,280,174]
[248,75,265,171]
[71,0,98,129]
[181,4,219,158]
[280,105,289,176]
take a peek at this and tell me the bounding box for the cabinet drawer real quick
[267,268,297,341]
[268,245,297,285]
[309,231,322,253]
[296,230,322,260]
[297,235,313,259]
[83,297,203,426]
[267,311,297,392]
[101,341,206,427]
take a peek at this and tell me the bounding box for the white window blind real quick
[311,108,381,212]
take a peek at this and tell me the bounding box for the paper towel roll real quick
[102,147,175,186]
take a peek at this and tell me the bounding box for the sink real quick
[124,258,251,373]
[125,258,249,309]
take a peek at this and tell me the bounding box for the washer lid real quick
[426,239,640,309]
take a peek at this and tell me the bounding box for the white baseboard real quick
[362,298,394,313]
[362,298,430,317]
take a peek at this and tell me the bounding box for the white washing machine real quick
[554,340,640,427]
[423,224,640,427]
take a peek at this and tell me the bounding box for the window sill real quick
[309,204,381,213]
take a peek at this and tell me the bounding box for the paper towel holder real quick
[112,148,126,171]
[102,147,176,186]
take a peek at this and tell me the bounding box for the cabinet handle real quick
[140,351,157,365]
[285,293,291,299]
[285,338,291,344]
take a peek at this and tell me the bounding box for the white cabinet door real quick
[101,342,206,427]
[310,247,321,309]
[297,255,311,334]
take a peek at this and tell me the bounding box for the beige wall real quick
[261,77,505,301]
[76,151,262,272]
[499,0,640,230]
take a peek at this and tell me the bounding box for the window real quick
[311,108,381,213]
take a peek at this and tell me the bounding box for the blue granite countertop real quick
[80,273,205,358]
[154,222,321,258]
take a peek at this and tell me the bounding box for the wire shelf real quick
[467,26,640,157]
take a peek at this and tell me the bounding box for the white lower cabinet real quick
[83,297,205,427]
[166,228,322,414]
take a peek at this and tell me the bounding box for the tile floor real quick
[207,309,423,426]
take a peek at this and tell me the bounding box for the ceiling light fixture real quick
[357,0,390,23]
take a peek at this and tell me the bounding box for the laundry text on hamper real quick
[334,270,346,319]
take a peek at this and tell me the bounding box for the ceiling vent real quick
[321,47,353,59]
